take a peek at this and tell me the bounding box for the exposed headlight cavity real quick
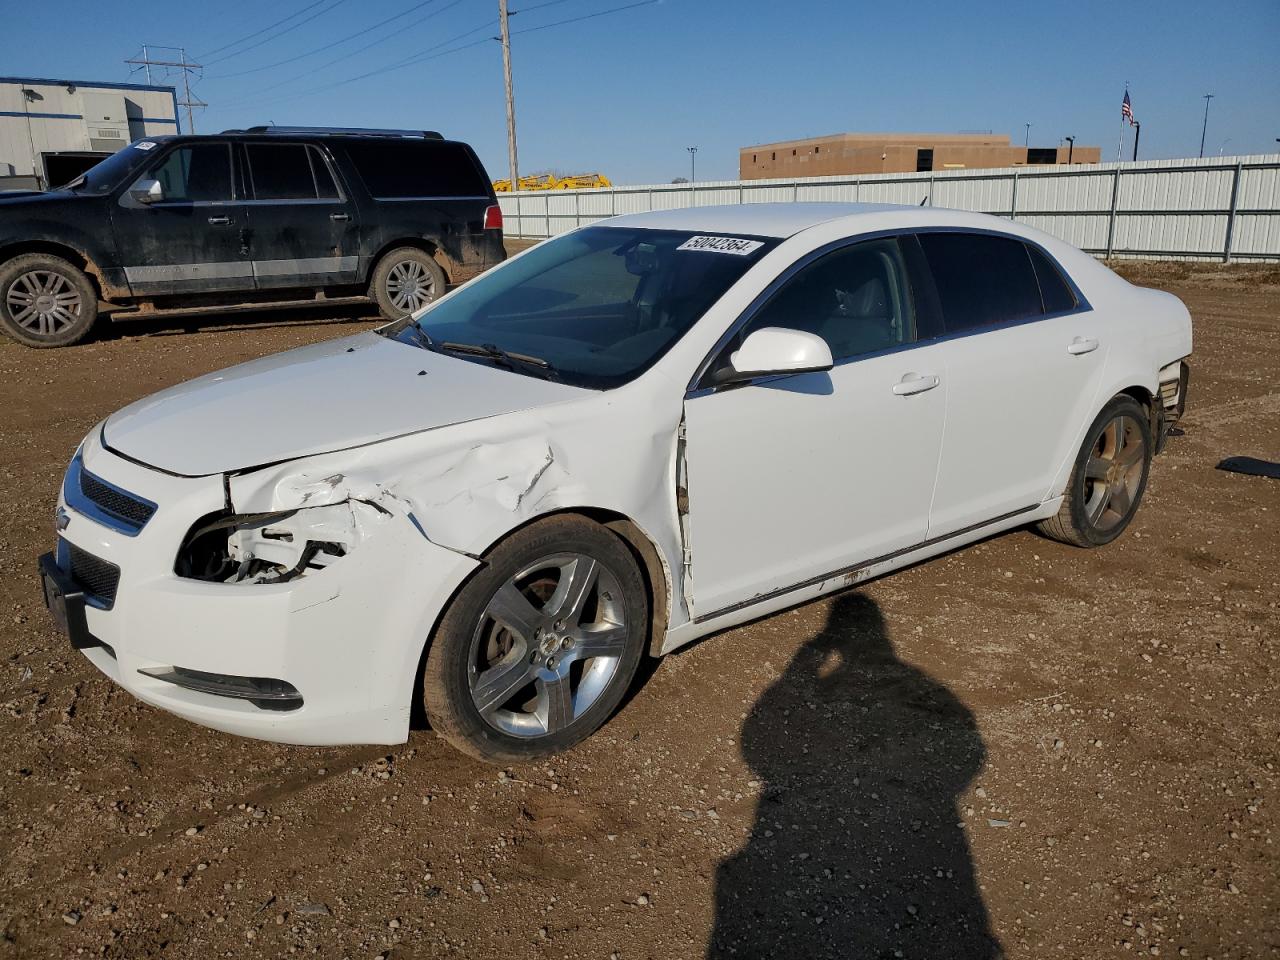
[176,501,385,584]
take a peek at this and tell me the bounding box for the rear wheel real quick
[423,515,648,764]
[1038,395,1152,547]
[0,253,98,347]
[369,247,447,320]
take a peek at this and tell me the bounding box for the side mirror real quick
[129,178,164,204]
[717,327,834,384]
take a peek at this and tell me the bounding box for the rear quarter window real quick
[342,140,489,199]
[1025,242,1079,314]
[917,232,1043,334]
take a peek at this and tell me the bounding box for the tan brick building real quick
[740,132,1101,180]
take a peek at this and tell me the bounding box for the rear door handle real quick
[1067,336,1099,355]
[207,216,233,226]
[892,373,940,396]
[330,212,351,221]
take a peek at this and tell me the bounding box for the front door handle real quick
[207,215,233,226]
[330,212,351,221]
[892,373,940,396]
[1067,336,1100,355]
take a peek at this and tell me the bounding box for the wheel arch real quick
[407,506,673,732]
[365,237,451,284]
[0,240,113,301]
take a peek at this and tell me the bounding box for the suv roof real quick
[218,126,444,140]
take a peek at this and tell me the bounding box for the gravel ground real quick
[0,257,1276,959]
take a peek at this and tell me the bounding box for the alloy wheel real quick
[385,259,436,312]
[5,270,82,337]
[468,553,629,738]
[1082,414,1146,532]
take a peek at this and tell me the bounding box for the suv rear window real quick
[246,144,340,200]
[343,140,488,199]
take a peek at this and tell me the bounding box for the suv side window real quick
[149,144,233,202]
[735,237,916,362]
[246,143,338,200]
[1025,242,1078,314]
[916,232,1042,334]
[343,140,488,198]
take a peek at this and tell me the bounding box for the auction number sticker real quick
[132,141,158,151]
[677,235,764,256]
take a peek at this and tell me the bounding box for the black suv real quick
[0,126,505,347]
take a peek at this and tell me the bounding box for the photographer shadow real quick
[708,592,1000,959]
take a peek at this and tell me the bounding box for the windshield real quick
[59,139,169,194]
[392,226,778,389]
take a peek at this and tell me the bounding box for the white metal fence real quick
[498,154,1280,262]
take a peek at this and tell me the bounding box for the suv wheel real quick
[0,253,98,347]
[370,247,447,320]
[1038,395,1152,548]
[422,515,648,764]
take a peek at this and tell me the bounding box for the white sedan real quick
[40,203,1192,762]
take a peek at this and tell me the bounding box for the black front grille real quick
[80,468,157,527]
[67,544,120,607]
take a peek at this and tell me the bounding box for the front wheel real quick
[422,515,649,763]
[0,253,98,347]
[1038,395,1152,548]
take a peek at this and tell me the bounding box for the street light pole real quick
[1064,135,1075,164]
[1198,93,1214,159]
[498,0,519,191]
[1024,122,1032,146]
[686,146,697,183]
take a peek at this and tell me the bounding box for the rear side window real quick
[246,144,339,200]
[149,144,232,202]
[1025,243,1078,314]
[343,140,488,199]
[917,232,1043,334]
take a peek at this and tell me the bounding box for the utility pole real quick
[125,46,205,133]
[686,146,697,183]
[498,0,519,192]
[1198,94,1214,159]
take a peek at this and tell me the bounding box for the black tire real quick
[0,253,98,347]
[369,247,447,320]
[1038,395,1152,548]
[423,514,648,764]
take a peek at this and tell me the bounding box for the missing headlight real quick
[176,503,379,585]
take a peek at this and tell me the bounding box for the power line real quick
[208,0,448,79]
[197,0,336,60]
[203,0,353,66]
[213,0,658,113]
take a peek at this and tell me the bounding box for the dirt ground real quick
[0,256,1276,960]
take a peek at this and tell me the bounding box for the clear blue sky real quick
[6,0,1279,184]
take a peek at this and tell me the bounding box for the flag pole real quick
[1116,118,1125,161]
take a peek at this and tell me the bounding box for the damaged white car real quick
[40,203,1192,762]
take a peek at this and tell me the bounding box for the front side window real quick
[733,237,916,362]
[917,232,1043,333]
[392,227,777,389]
[148,144,233,202]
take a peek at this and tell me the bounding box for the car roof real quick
[597,202,1008,239]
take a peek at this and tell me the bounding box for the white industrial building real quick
[1,75,179,191]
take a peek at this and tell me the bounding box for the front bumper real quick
[41,429,479,746]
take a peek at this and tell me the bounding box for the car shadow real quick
[707,592,1000,959]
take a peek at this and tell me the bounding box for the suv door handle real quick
[330,212,350,221]
[892,373,940,396]
[1067,336,1099,355]
[207,215,233,226]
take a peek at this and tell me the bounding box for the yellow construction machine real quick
[493,172,613,192]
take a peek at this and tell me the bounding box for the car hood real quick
[0,189,82,208]
[102,332,590,476]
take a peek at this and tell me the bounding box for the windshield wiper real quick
[439,341,558,380]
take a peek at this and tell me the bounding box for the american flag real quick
[1122,90,1136,125]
